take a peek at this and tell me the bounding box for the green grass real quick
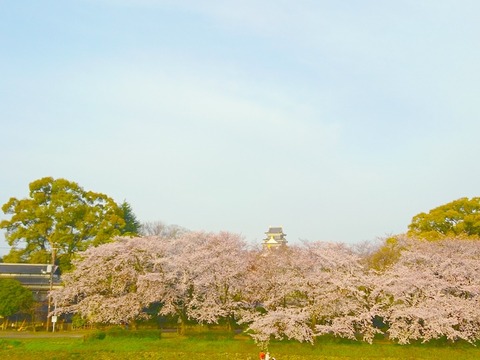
[1,330,479,360]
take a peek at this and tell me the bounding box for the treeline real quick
[52,233,480,346]
[3,178,480,345]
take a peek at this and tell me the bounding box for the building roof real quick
[0,263,61,290]
[266,237,279,244]
[263,226,288,248]
[0,263,59,275]
[265,226,285,234]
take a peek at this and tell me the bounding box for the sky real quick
[1,1,480,255]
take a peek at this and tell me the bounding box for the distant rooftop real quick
[266,226,285,234]
[263,226,287,249]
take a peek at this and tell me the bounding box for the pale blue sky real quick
[1,1,480,255]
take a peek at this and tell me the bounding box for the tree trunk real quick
[128,319,137,330]
[177,312,188,335]
[227,314,237,333]
[310,315,317,332]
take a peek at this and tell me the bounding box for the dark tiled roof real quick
[0,263,59,275]
[0,263,62,290]
[267,227,284,234]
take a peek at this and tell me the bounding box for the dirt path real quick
[0,331,84,338]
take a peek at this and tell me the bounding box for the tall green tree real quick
[0,279,34,318]
[0,177,125,270]
[363,236,403,271]
[408,197,480,240]
[119,201,141,236]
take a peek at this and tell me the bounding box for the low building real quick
[262,226,288,249]
[0,263,62,302]
[0,263,62,328]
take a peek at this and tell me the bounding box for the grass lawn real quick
[1,330,479,360]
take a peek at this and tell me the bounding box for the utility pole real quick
[46,247,56,332]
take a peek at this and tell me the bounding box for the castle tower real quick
[262,226,287,249]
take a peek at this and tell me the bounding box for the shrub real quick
[83,330,106,342]
[106,327,162,339]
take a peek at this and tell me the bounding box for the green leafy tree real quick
[0,177,125,270]
[119,201,141,236]
[408,197,480,240]
[0,279,34,317]
[364,236,403,271]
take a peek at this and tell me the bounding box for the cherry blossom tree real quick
[51,236,166,327]
[302,242,380,344]
[53,231,249,331]
[183,232,249,328]
[372,238,480,344]
[240,242,378,347]
[52,230,480,346]
[239,246,316,347]
[138,231,249,333]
